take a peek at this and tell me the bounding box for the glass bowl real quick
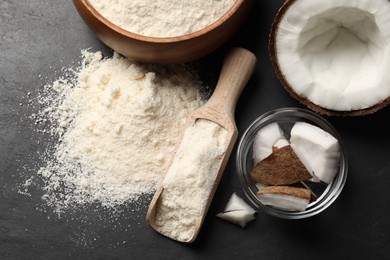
[236,107,348,219]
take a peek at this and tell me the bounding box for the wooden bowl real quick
[73,0,254,64]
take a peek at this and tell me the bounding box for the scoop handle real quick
[206,47,257,118]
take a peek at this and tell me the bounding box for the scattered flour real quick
[35,50,206,215]
[154,119,228,242]
[88,0,237,37]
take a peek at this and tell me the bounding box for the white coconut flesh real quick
[257,193,309,212]
[216,193,256,228]
[290,122,340,184]
[252,122,287,164]
[274,0,390,112]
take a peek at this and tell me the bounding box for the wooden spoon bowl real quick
[72,0,254,64]
[146,47,257,243]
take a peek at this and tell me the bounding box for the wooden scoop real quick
[146,47,256,243]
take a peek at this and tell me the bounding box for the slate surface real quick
[1,1,390,259]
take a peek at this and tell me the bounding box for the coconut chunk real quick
[257,186,311,212]
[216,193,256,228]
[252,122,286,164]
[270,0,390,115]
[290,122,340,183]
[251,145,313,185]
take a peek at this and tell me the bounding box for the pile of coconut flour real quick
[32,50,206,215]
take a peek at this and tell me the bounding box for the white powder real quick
[36,50,206,214]
[88,0,237,37]
[154,119,228,242]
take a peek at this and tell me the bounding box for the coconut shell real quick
[268,0,390,116]
[251,145,312,185]
[257,185,311,201]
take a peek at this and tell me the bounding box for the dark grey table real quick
[1,1,390,259]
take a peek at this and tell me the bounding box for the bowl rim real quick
[236,107,348,219]
[78,0,246,43]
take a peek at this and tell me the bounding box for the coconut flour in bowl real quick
[87,0,237,37]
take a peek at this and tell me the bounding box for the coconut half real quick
[269,0,390,116]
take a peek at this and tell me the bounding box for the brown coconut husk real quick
[257,185,311,201]
[251,145,312,185]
